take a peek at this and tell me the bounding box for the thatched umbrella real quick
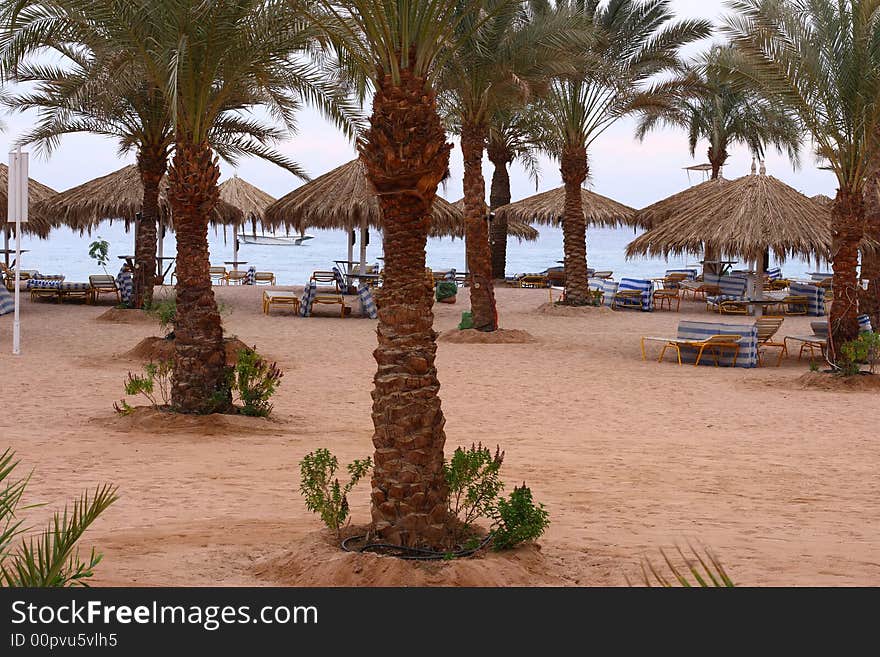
[218,175,276,269]
[450,198,539,241]
[812,193,834,207]
[264,159,470,274]
[493,185,640,228]
[0,163,57,267]
[633,178,729,231]
[626,173,838,315]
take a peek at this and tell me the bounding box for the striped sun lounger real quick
[766,267,783,281]
[789,282,825,316]
[666,268,698,280]
[116,268,134,305]
[674,321,758,368]
[357,284,378,319]
[615,278,654,311]
[858,314,873,333]
[706,275,748,310]
[595,279,618,307]
[0,285,13,315]
[299,280,317,317]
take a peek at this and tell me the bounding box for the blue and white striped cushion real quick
[617,278,654,311]
[27,278,61,289]
[0,285,13,315]
[60,282,90,291]
[32,273,64,281]
[299,280,317,317]
[666,268,698,280]
[703,273,724,287]
[675,321,758,368]
[789,282,825,316]
[858,314,873,333]
[357,284,377,319]
[598,279,619,307]
[766,267,783,281]
[707,275,748,308]
[332,266,347,292]
[115,269,134,305]
[245,266,256,285]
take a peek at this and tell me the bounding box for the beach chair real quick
[755,316,787,366]
[310,270,347,318]
[784,322,828,362]
[780,294,810,315]
[58,282,92,303]
[27,278,63,302]
[658,334,743,367]
[209,266,227,285]
[706,275,748,312]
[225,270,248,285]
[89,275,120,304]
[262,290,300,315]
[612,278,653,311]
[519,274,549,289]
[255,272,276,285]
[545,268,565,287]
[653,286,680,311]
[787,282,826,316]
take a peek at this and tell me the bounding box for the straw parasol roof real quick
[632,177,732,230]
[493,185,640,229]
[33,164,243,234]
[0,163,58,237]
[218,175,275,222]
[625,173,839,262]
[811,194,833,207]
[451,198,539,241]
[263,159,471,239]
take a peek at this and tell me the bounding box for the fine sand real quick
[1,284,878,586]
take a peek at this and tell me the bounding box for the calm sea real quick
[12,223,826,285]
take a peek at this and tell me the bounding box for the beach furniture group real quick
[205,265,276,285]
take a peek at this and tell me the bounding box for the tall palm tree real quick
[725,0,880,354]
[487,106,544,278]
[307,0,508,547]
[439,0,591,330]
[538,0,711,305]
[862,157,880,329]
[636,45,800,182]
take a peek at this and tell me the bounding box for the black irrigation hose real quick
[341,533,493,561]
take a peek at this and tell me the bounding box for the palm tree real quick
[724,0,880,355]
[862,158,880,329]
[307,0,512,547]
[439,0,590,330]
[636,45,800,182]
[538,0,711,305]
[487,106,545,278]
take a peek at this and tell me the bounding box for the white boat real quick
[237,233,315,246]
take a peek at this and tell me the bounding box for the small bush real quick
[838,332,880,376]
[808,360,820,373]
[145,295,176,336]
[299,449,372,536]
[233,347,283,417]
[88,238,110,269]
[445,444,504,539]
[490,483,550,551]
[116,361,173,411]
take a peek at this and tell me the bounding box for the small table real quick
[156,256,176,283]
[117,254,136,268]
[1,248,30,269]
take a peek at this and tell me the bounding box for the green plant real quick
[490,483,549,550]
[88,238,110,271]
[838,332,880,376]
[116,361,173,410]
[146,295,177,336]
[233,347,283,417]
[299,449,373,537]
[0,449,117,587]
[444,443,505,532]
[809,360,820,373]
[633,544,735,588]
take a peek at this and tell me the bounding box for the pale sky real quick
[0,0,838,210]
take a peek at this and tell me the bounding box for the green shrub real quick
[145,295,177,336]
[838,332,880,376]
[233,347,283,417]
[444,443,504,533]
[299,449,372,536]
[808,360,820,373]
[116,361,173,411]
[88,238,110,269]
[0,449,117,587]
[490,483,550,551]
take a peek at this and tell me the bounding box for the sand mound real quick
[95,308,155,324]
[794,371,880,392]
[440,328,537,344]
[125,336,251,363]
[255,529,563,587]
[535,302,614,317]
[92,406,285,436]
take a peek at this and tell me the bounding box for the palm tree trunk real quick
[829,188,865,356]
[359,67,451,549]
[136,148,166,309]
[860,166,880,329]
[166,138,230,413]
[460,122,498,331]
[560,144,590,305]
[487,144,512,279]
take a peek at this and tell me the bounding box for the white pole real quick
[754,252,765,318]
[359,216,367,276]
[9,148,28,355]
[233,223,239,270]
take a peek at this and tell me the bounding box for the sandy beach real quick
[1,284,878,586]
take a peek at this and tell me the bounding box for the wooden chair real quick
[225,270,247,285]
[782,294,810,315]
[209,266,227,285]
[310,270,347,318]
[659,334,742,367]
[262,290,300,315]
[653,287,680,311]
[611,289,643,310]
[755,316,787,366]
[255,272,276,285]
[89,275,120,304]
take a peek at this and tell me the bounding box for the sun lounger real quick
[309,271,347,317]
[658,334,743,367]
[27,278,63,302]
[707,275,748,312]
[209,266,227,285]
[58,282,92,303]
[788,282,825,316]
[642,320,759,367]
[612,278,653,311]
[89,275,120,304]
[255,272,276,285]
[518,274,549,288]
[225,270,248,285]
[653,286,680,311]
[756,316,787,366]
[262,290,301,315]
